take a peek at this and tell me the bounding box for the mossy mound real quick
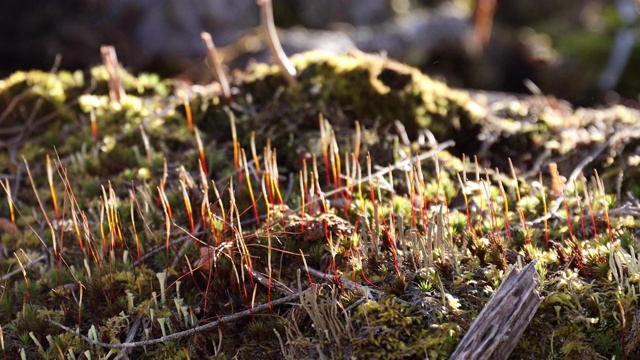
[239,50,484,140]
[1,50,640,359]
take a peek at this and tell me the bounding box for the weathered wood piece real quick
[450,260,542,360]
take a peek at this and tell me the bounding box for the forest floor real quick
[1,50,640,359]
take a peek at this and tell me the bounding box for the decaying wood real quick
[450,260,542,360]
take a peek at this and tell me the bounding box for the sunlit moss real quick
[1,49,639,359]
[241,50,482,141]
[350,297,461,359]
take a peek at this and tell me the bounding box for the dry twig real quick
[450,261,542,360]
[48,288,310,349]
[100,45,125,104]
[257,0,297,85]
[201,32,232,101]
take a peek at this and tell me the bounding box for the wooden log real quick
[450,260,542,360]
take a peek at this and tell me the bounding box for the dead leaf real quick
[0,218,17,234]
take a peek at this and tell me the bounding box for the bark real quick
[450,260,542,360]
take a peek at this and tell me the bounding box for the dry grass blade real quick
[201,32,231,100]
[257,0,297,85]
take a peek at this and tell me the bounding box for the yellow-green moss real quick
[350,297,461,359]
[241,50,483,140]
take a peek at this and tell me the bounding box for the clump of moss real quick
[349,297,461,359]
[239,50,484,141]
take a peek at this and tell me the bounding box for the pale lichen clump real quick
[0,66,179,176]
[0,70,84,104]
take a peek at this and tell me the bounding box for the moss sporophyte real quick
[0,47,639,358]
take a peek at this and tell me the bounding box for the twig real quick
[200,32,232,101]
[247,265,295,295]
[567,138,611,188]
[0,254,47,282]
[116,316,142,359]
[0,90,29,125]
[257,0,297,85]
[47,288,310,349]
[305,266,422,310]
[100,45,126,104]
[569,123,640,187]
[550,126,640,216]
[597,204,640,218]
[344,296,367,313]
[305,267,383,301]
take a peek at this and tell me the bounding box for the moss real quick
[349,297,461,359]
[89,65,172,97]
[2,49,640,359]
[240,50,482,143]
[0,70,84,104]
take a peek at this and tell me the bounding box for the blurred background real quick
[1,0,639,106]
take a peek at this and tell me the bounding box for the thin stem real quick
[47,289,307,349]
[201,32,232,101]
[257,0,297,85]
[99,45,126,104]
